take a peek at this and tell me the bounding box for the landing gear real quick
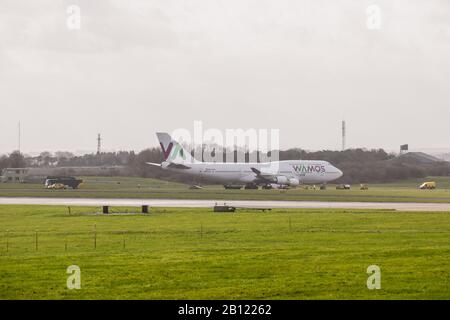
[244,183,259,190]
[320,184,327,190]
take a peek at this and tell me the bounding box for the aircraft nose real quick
[336,168,343,178]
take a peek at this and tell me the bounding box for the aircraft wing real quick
[146,162,191,169]
[250,168,276,182]
[250,167,275,182]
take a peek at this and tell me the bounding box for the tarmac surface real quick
[1,197,450,211]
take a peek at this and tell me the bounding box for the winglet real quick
[146,162,161,167]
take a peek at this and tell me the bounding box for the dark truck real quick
[44,176,83,189]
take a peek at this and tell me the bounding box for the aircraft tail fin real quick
[156,132,198,164]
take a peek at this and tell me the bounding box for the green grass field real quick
[0,205,449,299]
[1,176,450,203]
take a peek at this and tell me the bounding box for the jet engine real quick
[272,176,300,186]
[273,176,289,184]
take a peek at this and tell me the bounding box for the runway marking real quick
[0,197,450,211]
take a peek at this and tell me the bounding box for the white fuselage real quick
[161,160,343,185]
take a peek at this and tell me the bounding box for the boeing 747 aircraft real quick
[148,132,343,188]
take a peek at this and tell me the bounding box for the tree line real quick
[1,147,449,184]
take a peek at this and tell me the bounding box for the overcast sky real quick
[1,0,449,154]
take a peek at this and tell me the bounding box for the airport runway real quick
[0,197,450,211]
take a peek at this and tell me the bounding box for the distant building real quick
[1,166,127,183]
[393,152,445,164]
[438,153,450,162]
[0,168,29,183]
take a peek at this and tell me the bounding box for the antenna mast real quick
[97,133,101,155]
[18,122,21,154]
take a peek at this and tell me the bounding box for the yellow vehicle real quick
[419,181,436,190]
[47,183,67,190]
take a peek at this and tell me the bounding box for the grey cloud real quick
[0,0,449,153]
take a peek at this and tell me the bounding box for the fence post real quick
[94,224,97,250]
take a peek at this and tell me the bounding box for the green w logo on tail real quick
[156,132,198,164]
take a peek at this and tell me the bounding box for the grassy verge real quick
[0,205,449,299]
[1,176,450,203]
